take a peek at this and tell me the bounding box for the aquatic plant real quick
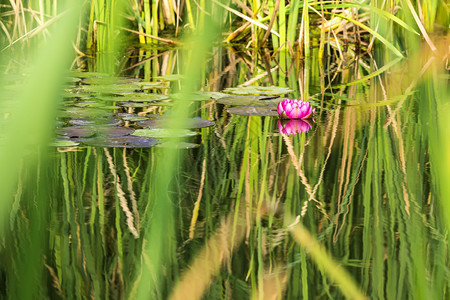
[277,99,315,119]
[277,119,313,135]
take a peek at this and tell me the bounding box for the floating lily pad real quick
[122,116,149,122]
[223,86,293,96]
[58,126,95,138]
[96,95,127,102]
[68,117,122,126]
[70,71,110,78]
[119,101,172,107]
[217,95,282,106]
[170,92,211,101]
[97,105,120,110]
[132,128,197,138]
[58,126,133,138]
[117,113,135,118]
[82,76,141,85]
[137,117,214,129]
[81,136,158,148]
[65,77,82,84]
[201,91,229,99]
[226,105,279,116]
[125,93,170,102]
[155,74,184,81]
[94,126,134,137]
[62,90,92,99]
[74,101,105,108]
[118,102,151,108]
[81,83,141,94]
[135,81,169,90]
[60,107,110,118]
[51,139,80,147]
[54,120,65,128]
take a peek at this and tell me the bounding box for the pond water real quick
[2,46,448,299]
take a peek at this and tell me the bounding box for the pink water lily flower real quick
[277,119,313,135]
[277,99,315,119]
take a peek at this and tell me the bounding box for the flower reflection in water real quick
[277,119,313,135]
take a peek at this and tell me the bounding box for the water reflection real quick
[277,119,314,135]
[3,45,447,300]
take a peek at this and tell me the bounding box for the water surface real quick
[2,46,447,299]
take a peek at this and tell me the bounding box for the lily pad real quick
[96,95,129,102]
[125,93,170,102]
[223,86,293,96]
[119,101,172,107]
[58,126,95,138]
[137,117,214,129]
[217,95,282,106]
[69,117,122,126]
[117,113,135,118]
[97,106,120,110]
[74,101,105,108]
[58,126,134,138]
[170,92,211,101]
[226,105,279,116]
[155,74,184,81]
[122,116,149,122]
[65,77,82,84]
[69,71,110,78]
[62,90,92,99]
[60,107,110,118]
[132,128,197,138]
[81,136,158,148]
[135,81,169,90]
[201,91,230,99]
[82,76,141,85]
[81,83,141,94]
[51,139,80,147]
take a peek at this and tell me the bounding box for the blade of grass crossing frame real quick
[136,10,221,298]
[289,221,367,300]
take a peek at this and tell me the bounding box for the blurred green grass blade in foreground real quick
[0,2,82,297]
